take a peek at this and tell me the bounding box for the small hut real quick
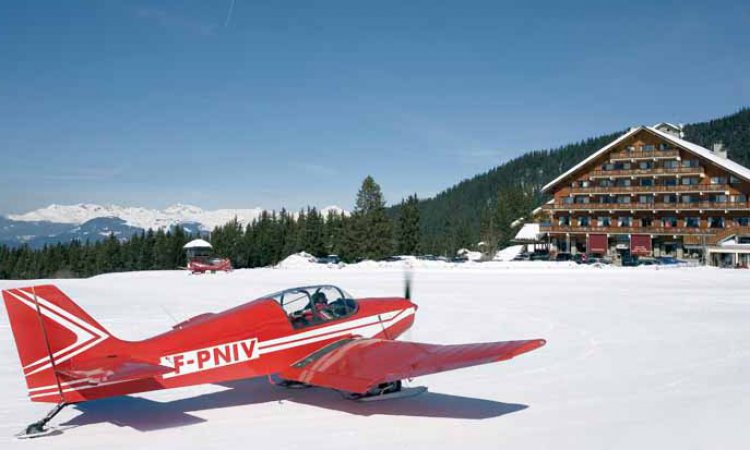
[183,239,214,261]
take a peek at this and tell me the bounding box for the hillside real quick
[413,108,750,253]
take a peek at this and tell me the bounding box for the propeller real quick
[404,269,412,301]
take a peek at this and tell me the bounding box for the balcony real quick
[568,184,729,195]
[609,149,680,161]
[540,224,713,236]
[543,201,750,212]
[588,167,704,179]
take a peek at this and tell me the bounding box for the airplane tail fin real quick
[2,285,112,403]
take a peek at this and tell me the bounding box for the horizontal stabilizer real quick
[56,357,174,385]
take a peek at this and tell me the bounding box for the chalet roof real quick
[541,126,750,193]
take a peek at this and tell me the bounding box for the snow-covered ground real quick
[1,264,749,449]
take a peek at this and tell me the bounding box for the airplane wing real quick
[278,338,546,394]
[55,356,174,385]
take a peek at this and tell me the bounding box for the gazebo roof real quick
[183,239,213,249]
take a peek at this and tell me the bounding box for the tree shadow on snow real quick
[61,378,528,433]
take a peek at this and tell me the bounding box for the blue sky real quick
[2,0,749,214]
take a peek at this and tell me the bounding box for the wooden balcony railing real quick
[539,224,750,241]
[568,184,729,195]
[707,227,750,245]
[609,149,680,160]
[543,201,750,211]
[588,167,704,178]
[540,224,714,236]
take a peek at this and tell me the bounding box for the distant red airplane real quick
[186,257,233,274]
[2,283,545,438]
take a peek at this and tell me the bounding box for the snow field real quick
[0,264,748,449]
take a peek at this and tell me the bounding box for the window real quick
[681,195,699,204]
[616,178,632,187]
[731,194,747,203]
[597,216,611,227]
[603,163,615,171]
[709,194,728,203]
[642,217,653,227]
[578,216,590,226]
[643,144,655,152]
[571,181,578,188]
[575,196,590,204]
[267,285,357,329]
[662,217,678,228]
[618,216,632,227]
[664,178,678,186]
[617,195,631,204]
[639,161,653,170]
[663,160,679,169]
[659,143,670,151]
[682,159,700,168]
[559,216,570,226]
[730,175,741,185]
[580,180,591,188]
[599,179,613,187]
[663,194,677,203]
[738,217,750,226]
[640,178,654,187]
[563,196,574,204]
[626,145,635,152]
[708,217,725,229]
[710,176,727,185]
[638,195,653,204]
[600,195,615,204]
[681,177,699,185]
[686,217,700,228]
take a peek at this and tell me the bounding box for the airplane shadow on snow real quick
[61,378,528,432]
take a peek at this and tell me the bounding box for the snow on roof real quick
[541,127,641,193]
[541,126,750,193]
[183,239,213,249]
[647,127,750,182]
[652,122,681,131]
[514,223,542,241]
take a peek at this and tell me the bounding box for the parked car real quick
[655,256,685,265]
[317,254,341,264]
[621,255,640,267]
[585,256,612,265]
[530,252,550,261]
[379,256,403,262]
[512,252,531,261]
[555,253,573,262]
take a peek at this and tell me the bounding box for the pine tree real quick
[352,176,393,260]
[397,194,421,255]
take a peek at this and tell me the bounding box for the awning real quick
[588,234,608,254]
[630,234,652,256]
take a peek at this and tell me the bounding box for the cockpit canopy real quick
[260,285,357,329]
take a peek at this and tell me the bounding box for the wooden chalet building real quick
[537,123,750,266]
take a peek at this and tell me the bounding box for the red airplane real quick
[186,257,233,274]
[2,283,546,438]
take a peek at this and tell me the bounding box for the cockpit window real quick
[260,285,357,329]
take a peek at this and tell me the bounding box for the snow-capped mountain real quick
[1,203,348,247]
[7,203,264,231]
